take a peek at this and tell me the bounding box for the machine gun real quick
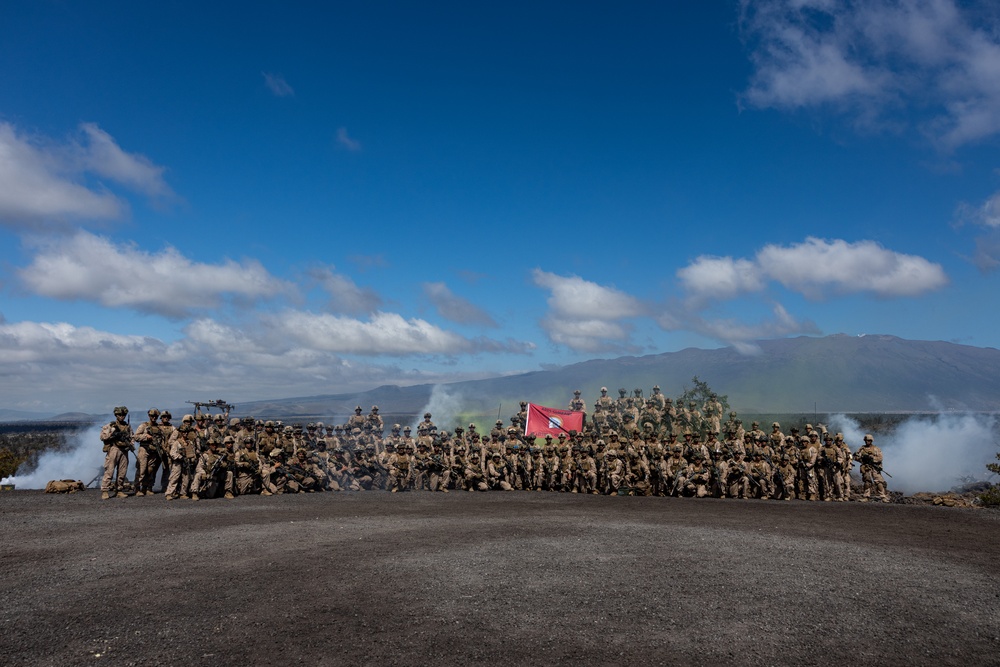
[186,399,234,419]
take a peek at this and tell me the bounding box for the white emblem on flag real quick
[547,416,562,429]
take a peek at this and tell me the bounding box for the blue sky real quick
[1,0,999,413]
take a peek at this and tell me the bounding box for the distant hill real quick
[0,409,55,422]
[233,334,1000,421]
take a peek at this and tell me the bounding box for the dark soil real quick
[1,490,998,667]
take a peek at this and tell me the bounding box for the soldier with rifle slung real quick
[166,414,199,500]
[99,406,134,500]
[132,408,162,496]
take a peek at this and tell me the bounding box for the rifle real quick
[671,471,685,496]
[208,452,230,479]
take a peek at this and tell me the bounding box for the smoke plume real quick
[1,423,105,489]
[827,413,999,494]
[411,385,466,432]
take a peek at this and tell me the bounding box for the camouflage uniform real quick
[191,439,235,500]
[132,409,163,496]
[99,407,134,499]
[166,416,199,500]
[854,435,889,502]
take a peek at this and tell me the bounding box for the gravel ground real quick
[1,490,998,667]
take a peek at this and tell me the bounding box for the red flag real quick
[524,403,584,438]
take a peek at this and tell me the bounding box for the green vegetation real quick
[0,447,25,479]
[979,450,1000,507]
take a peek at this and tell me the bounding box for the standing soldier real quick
[156,411,176,493]
[797,435,819,501]
[854,434,889,502]
[366,406,384,438]
[99,406,134,500]
[569,390,585,413]
[835,433,853,501]
[703,394,723,435]
[133,408,162,496]
[818,433,841,501]
[166,415,199,500]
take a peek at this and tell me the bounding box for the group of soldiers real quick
[96,388,891,503]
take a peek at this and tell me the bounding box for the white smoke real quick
[827,413,1000,494]
[1,423,105,489]
[410,385,466,432]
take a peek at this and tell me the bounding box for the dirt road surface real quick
[2,490,998,666]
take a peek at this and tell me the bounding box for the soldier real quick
[797,435,819,501]
[596,386,614,412]
[166,415,199,500]
[486,452,514,491]
[818,433,841,501]
[835,433,853,501]
[464,451,488,491]
[724,450,748,499]
[428,441,450,493]
[703,394,723,434]
[156,411,176,493]
[681,453,711,498]
[769,421,785,450]
[288,449,326,492]
[854,434,889,502]
[191,437,235,500]
[256,421,280,457]
[233,435,261,495]
[132,408,163,496]
[366,406,384,438]
[662,397,677,435]
[624,449,651,496]
[346,406,366,433]
[99,406,134,499]
[388,442,412,492]
[569,390,585,413]
[260,448,289,495]
[417,412,436,436]
[748,452,773,499]
[663,445,687,497]
[773,454,796,501]
[649,385,667,410]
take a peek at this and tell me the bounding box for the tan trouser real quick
[166,458,193,498]
[101,447,130,492]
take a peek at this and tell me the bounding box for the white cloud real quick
[0,315,530,413]
[665,237,944,351]
[532,269,644,320]
[0,121,174,228]
[741,0,1000,147]
[423,282,497,327]
[0,123,124,225]
[660,303,820,354]
[77,123,173,199]
[678,237,947,302]
[266,310,533,356]
[262,71,294,97]
[531,269,646,352]
[19,231,292,317]
[677,256,764,303]
[0,319,399,412]
[336,127,361,152]
[757,237,949,298]
[957,189,1000,229]
[309,266,383,315]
